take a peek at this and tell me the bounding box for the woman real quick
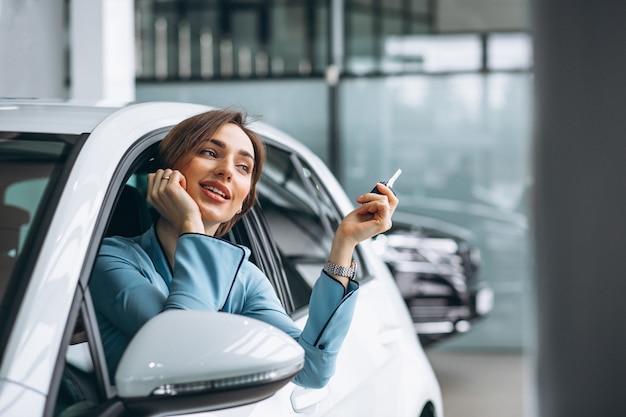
[90,109,398,388]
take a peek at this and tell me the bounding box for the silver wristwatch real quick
[323,260,357,279]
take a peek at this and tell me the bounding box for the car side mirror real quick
[115,310,304,416]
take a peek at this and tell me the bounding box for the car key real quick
[371,168,402,195]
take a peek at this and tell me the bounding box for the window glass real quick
[54,307,101,417]
[383,0,404,11]
[382,15,403,37]
[134,0,445,79]
[347,11,376,74]
[190,8,219,79]
[410,0,430,13]
[411,20,430,34]
[313,2,329,74]
[231,9,261,78]
[0,136,71,312]
[350,0,373,6]
[381,16,405,73]
[153,9,179,80]
[270,3,308,76]
[259,146,330,287]
[258,143,346,310]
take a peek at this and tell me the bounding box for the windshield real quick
[0,133,76,304]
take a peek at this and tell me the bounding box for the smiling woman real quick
[89,108,399,389]
[154,110,266,238]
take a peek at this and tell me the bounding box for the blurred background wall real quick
[5,1,626,416]
[0,0,533,414]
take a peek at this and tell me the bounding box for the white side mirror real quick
[115,310,304,415]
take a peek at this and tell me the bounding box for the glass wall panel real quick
[152,10,178,79]
[340,73,533,349]
[347,12,376,74]
[381,16,404,73]
[231,10,259,78]
[384,0,404,10]
[350,0,373,6]
[270,3,308,76]
[411,0,431,14]
[135,0,155,78]
[188,5,218,79]
[411,20,430,34]
[136,0,440,79]
[193,9,219,79]
[313,2,328,74]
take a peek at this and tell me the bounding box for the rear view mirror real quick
[115,310,304,416]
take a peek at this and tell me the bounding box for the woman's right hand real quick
[146,169,205,234]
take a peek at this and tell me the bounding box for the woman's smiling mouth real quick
[201,184,230,199]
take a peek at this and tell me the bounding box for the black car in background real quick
[372,211,494,347]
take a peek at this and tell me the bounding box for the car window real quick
[257,142,353,312]
[0,134,76,338]
[53,300,108,417]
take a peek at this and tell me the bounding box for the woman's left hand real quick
[338,182,399,246]
[325,183,398,286]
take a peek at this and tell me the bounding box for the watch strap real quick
[323,260,357,279]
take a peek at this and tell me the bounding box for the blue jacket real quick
[90,226,359,388]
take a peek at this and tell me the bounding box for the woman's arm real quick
[325,182,399,287]
[90,239,170,339]
[237,262,359,389]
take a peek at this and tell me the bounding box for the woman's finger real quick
[157,169,174,189]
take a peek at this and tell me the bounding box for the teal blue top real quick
[90,226,359,388]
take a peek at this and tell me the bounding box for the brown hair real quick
[158,109,266,237]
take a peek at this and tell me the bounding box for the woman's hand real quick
[341,183,399,245]
[146,169,204,235]
[326,183,399,286]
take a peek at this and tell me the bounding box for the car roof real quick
[0,98,351,208]
[0,100,352,212]
[0,100,318,157]
[0,100,124,134]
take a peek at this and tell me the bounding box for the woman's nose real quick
[215,159,234,179]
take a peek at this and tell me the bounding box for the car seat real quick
[105,184,153,238]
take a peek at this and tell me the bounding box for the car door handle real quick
[378,327,403,345]
[291,385,331,412]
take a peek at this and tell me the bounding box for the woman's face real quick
[178,123,255,235]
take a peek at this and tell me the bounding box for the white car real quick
[0,101,443,417]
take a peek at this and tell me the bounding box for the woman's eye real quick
[201,149,217,157]
[238,164,251,173]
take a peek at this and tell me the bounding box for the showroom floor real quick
[426,351,532,417]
